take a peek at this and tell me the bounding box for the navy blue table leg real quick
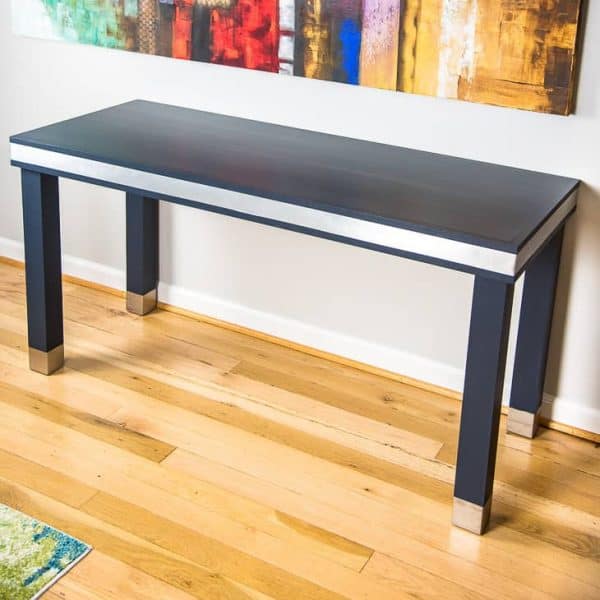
[21,170,64,375]
[126,193,158,315]
[507,228,564,438]
[453,276,514,534]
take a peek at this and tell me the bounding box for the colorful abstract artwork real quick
[12,0,584,114]
[0,503,91,600]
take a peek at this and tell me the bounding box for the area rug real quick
[0,503,91,600]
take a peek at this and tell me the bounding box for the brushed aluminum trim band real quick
[11,144,574,276]
[513,190,576,273]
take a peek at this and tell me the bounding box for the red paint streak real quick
[210,0,279,72]
[173,0,195,59]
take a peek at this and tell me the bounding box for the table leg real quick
[453,276,513,534]
[126,193,159,315]
[21,170,64,375]
[507,228,564,438]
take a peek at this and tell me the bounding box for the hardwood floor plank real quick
[44,578,105,600]
[58,336,444,466]
[2,267,460,439]
[23,344,455,505]
[146,305,464,418]
[0,306,230,385]
[0,261,597,600]
[0,449,97,508]
[0,277,241,376]
[0,410,375,575]
[230,359,460,446]
[0,479,281,600]
[2,336,596,592]
[7,323,593,527]
[363,551,599,600]
[492,501,600,561]
[163,447,600,594]
[5,403,569,600]
[361,552,492,600]
[500,429,600,478]
[62,282,240,371]
[495,444,600,499]
[114,395,600,544]
[146,306,465,430]
[0,305,443,465]
[0,334,123,420]
[57,550,265,600]
[0,380,175,462]
[214,369,444,459]
[51,550,277,600]
[80,492,408,600]
[50,277,463,419]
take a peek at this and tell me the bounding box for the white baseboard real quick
[1,238,23,261]
[541,393,600,435]
[0,236,126,290]
[2,235,598,435]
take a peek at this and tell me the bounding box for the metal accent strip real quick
[513,191,576,273]
[11,143,570,276]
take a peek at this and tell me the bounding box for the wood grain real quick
[0,260,597,599]
[51,551,198,600]
[3,255,597,443]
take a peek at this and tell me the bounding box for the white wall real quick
[1,5,598,434]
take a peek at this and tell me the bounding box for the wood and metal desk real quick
[10,100,579,534]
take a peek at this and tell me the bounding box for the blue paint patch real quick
[339,19,361,84]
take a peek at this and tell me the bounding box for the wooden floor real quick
[0,261,598,599]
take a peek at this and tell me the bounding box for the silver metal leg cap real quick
[507,406,541,438]
[452,496,492,535]
[126,289,157,316]
[29,345,64,376]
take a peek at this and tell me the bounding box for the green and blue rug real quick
[0,503,91,600]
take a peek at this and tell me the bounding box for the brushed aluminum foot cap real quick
[29,345,64,376]
[452,496,492,535]
[507,406,541,438]
[126,289,157,316]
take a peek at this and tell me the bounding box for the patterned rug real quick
[0,503,91,600]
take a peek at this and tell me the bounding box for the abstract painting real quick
[12,0,584,114]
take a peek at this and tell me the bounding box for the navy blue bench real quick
[10,100,579,534]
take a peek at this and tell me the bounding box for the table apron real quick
[11,143,576,278]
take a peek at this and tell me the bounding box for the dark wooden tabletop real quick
[10,100,578,252]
